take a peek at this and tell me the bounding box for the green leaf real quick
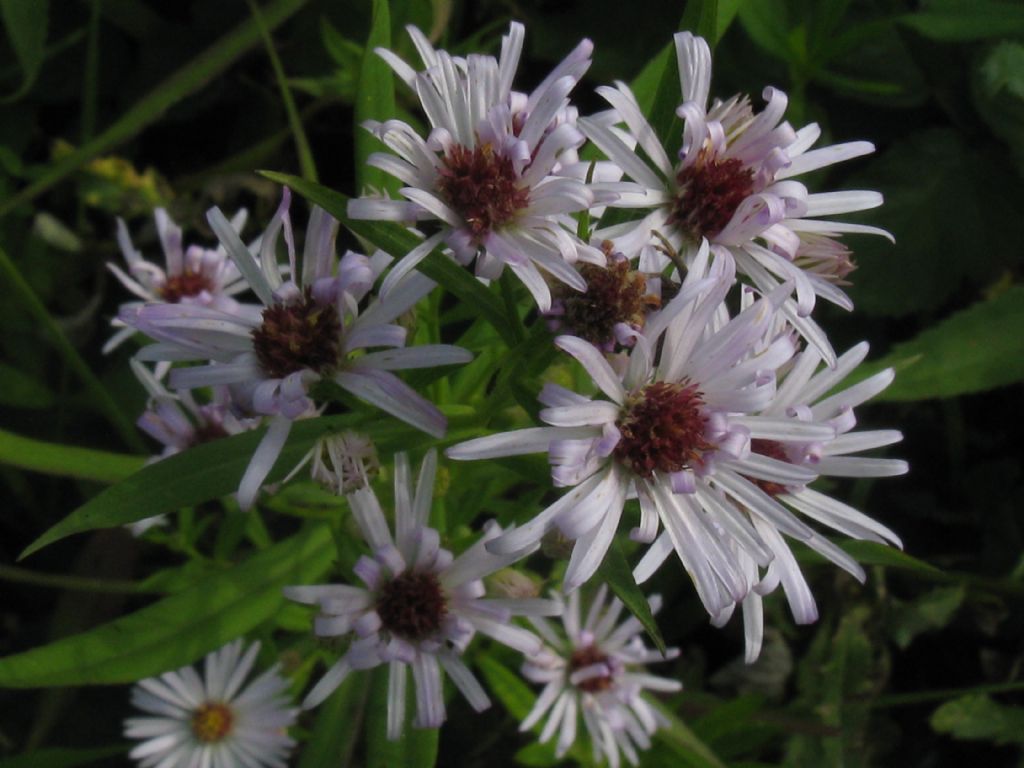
[737,0,791,61]
[298,674,368,768]
[840,541,942,576]
[355,0,396,194]
[366,665,439,768]
[0,525,334,687]
[931,694,1024,744]
[681,0,719,46]
[887,586,965,649]
[651,701,729,768]
[20,409,459,559]
[846,129,1024,317]
[259,171,519,346]
[0,428,143,484]
[0,363,54,408]
[0,0,310,218]
[0,745,126,768]
[900,0,1024,41]
[0,0,48,102]
[596,538,667,655]
[860,285,1024,400]
[974,41,1024,178]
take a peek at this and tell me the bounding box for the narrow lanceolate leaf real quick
[355,0,396,194]
[864,285,1024,401]
[259,171,520,346]
[366,665,439,768]
[0,525,333,687]
[298,675,368,768]
[0,428,144,484]
[599,539,667,655]
[652,700,729,768]
[841,541,942,576]
[0,0,310,217]
[0,745,126,768]
[20,409,464,560]
[0,0,48,102]
[681,0,719,47]
[900,0,1024,42]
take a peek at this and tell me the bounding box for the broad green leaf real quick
[931,694,1024,744]
[0,745,125,768]
[0,428,143,484]
[597,538,666,655]
[298,674,368,768]
[840,541,942,576]
[0,525,333,687]
[0,0,48,101]
[900,0,1024,41]
[0,363,54,408]
[975,41,1024,177]
[887,586,965,649]
[651,701,729,768]
[846,129,1024,317]
[20,409,469,559]
[259,171,519,346]
[0,0,310,218]
[861,285,1024,400]
[366,665,439,768]
[355,0,396,194]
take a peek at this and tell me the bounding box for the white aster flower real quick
[348,22,604,311]
[284,450,560,739]
[448,245,839,613]
[124,639,297,768]
[121,190,471,508]
[581,32,891,361]
[105,207,249,353]
[636,338,906,662]
[521,586,681,768]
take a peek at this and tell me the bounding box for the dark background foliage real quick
[1,0,1023,765]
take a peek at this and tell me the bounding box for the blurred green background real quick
[1,0,1024,765]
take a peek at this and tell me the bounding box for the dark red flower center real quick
[614,381,716,478]
[191,702,234,743]
[436,143,529,242]
[670,151,756,242]
[558,256,660,347]
[187,420,229,448]
[747,439,791,497]
[251,290,341,379]
[160,269,215,303]
[569,645,614,693]
[376,571,448,641]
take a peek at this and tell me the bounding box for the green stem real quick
[0,563,161,594]
[872,680,1024,709]
[0,427,144,483]
[245,0,318,182]
[0,247,146,452]
[0,0,311,218]
[499,271,526,344]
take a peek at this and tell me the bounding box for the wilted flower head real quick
[124,639,297,768]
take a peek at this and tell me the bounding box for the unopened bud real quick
[311,431,380,494]
[486,568,540,599]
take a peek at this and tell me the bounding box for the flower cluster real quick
[110,23,904,767]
